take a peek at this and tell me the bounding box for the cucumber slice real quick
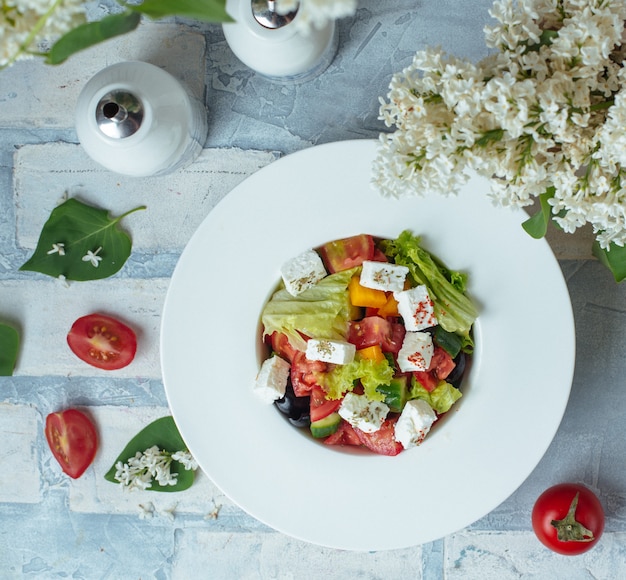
[433,326,463,358]
[310,412,341,438]
[376,376,408,413]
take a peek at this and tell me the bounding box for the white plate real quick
[161,140,575,551]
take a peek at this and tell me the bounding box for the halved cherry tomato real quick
[45,409,98,479]
[353,418,403,456]
[67,313,137,370]
[347,316,405,354]
[310,386,341,422]
[532,483,604,555]
[318,234,375,273]
[290,351,327,397]
[269,331,297,363]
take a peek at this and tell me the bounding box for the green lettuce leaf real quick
[0,323,19,376]
[261,268,357,352]
[380,230,478,337]
[409,379,462,414]
[323,358,394,401]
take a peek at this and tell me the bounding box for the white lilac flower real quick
[1,0,86,68]
[82,246,102,267]
[114,447,198,491]
[374,0,626,248]
[47,243,65,256]
[274,0,357,34]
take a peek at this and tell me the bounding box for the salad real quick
[254,231,478,456]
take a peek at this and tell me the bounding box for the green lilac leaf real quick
[0,324,19,376]
[522,187,556,239]
[105,416,195,492]
[592,241,626,283]
[130,0,232,22]
[46,12,141,65]
[20,198,145,281]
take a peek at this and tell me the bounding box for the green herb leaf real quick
[592,241,626,283]
[0,324,19,376]
[105,416,195,492]
[46,11,141,65]
[130,0,233,22]
[522,187,556,239]
[20,199,145,281]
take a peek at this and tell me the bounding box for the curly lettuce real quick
[380,230,478,340]
[409,379,462,414]
[323,358,394,401]
[261,268,357,352]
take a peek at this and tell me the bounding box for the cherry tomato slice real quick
[67,313,137,370]
[532,483,604,555]
[45,409,98,479]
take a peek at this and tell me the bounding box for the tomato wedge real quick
[269,331,297,363]
[45,409,98,478]
[347,316,405,354]
[310,386,341,422]
[290,350,327,396]
[318,234,375,273]
[353,418,403,456]
[324,421,361,446]
[67,313,137,370]
[428,347,456,380]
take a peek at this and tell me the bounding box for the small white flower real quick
[172,450,199,471]
[114,447,198,491]
[82,247,102,267]
[47,243,65,256]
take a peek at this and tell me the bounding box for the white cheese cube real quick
[394,285,438,331]
[338,393,389,433]
[394,399,437,449]
[360,261,409,292]
[306,339,356,365]
[280,250,327,296]
[397,331,434,372]
[253,356,291,404]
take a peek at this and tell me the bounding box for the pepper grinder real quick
[222,0,338,81]
[75,61,208,177]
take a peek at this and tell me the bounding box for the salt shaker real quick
[222,0,338,81]
[75,61,208,177]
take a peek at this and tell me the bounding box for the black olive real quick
[274,382,309,420]
[288,412,311,428]
[447,351,467,389]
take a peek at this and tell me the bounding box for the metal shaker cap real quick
[95,90,144,139]
[252,0,297,29]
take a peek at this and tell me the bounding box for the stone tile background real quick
[1,2,626,578]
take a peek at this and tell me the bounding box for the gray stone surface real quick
[1,1,625,578]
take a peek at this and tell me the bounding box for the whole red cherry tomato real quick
[532,483,604,555]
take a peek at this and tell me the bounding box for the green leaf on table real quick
[522,187,556,239]
[20,198,145,281]
[0,324,19,376]
[46,11,141,65]
[130,0,233,22]
[105,416,195,492]
[592,241,626,283]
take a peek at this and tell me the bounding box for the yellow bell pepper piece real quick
[357,344,386,363]
[348,276,387,309]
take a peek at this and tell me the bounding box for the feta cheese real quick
[397,331,434,372]
[394,399,437,449]
[306,339,356,365]
[338,392,389,433]
[360,260,409,292]
[253,356,290,403]
[394,285,437,331]
[280,250,327,296]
